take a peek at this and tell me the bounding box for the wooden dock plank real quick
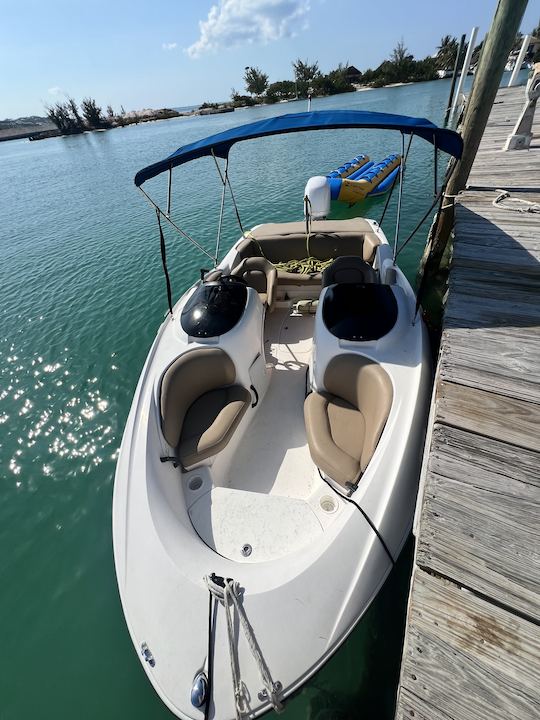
[396,688,455,720]
[395,84,540,720]
[445,291,540,329]
[417,425,540,620]
[436,381,540,452]
[439,328,540,403]
[398,570,540,720]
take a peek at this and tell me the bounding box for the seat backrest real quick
[324,354,393,471]
[231,257,271,292]
[322,256,378,287]
[237,220,381,264]
[231,257,277,307]
[160,348,236,448]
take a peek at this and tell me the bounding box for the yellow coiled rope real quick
[274,256,334,274]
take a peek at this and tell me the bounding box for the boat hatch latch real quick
[141,642,155,667]
[241,544,252,557]
[258,681,282,703]
[191,671,209,708]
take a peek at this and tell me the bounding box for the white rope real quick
[493,189,540,213]
[205,575,283,718]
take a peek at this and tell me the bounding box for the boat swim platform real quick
[395,85,540,719]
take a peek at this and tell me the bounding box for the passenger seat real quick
[304,354,392,488]
[231,257,277,311]
[160,348,251,468]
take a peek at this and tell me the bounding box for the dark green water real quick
[1,78,468,719]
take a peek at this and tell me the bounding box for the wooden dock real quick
[395,84,540,720]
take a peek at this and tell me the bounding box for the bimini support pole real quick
[214,156,228,266]
[166,167,172,217]
[433,134,438,197]
[393,133,406,262]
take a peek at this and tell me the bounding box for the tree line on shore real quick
[226,29,539,107]
[45,27,539,133]
[45,97,180,134]
[45,97,123,134]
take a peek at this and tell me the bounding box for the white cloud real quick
[186,0,310,58]
[162,42,178,50]
[47,86,63,96]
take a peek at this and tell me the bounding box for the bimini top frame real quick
[135,110,462,316]
[134,110,463,187]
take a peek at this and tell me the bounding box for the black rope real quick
[395,183,445,258]
[317,469,395,567]
[226,173,246,236]
[156,208,173,316]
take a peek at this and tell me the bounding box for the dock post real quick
[504,62,540,150]
[420,0,529,282]
[508,34,532,86]
[451,26,479,116]
[444,34,466,125]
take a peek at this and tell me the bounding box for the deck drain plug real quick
[241,544,252,557]
[320,496,337,513]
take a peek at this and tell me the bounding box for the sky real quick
[1,0,538,118]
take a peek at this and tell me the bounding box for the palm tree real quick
[436,35,459,71]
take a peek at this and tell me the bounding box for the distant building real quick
[345,65,362,83]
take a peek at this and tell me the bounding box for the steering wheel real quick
[220,274,248,286]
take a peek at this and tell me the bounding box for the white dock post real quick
[508,34,531,87]
[451,26,479,115]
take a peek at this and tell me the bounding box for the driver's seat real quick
[231,257,277,311]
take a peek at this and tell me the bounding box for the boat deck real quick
[395,85,540,718]
[226,305,317,499]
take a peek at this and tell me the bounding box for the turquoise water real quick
[1,77,470,719]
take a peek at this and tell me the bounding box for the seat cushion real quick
[179,385,251,467]
[322,256,378,287]
[160,348,236,449]
[277,270,322,286]
[231,256,278,309]
[324,355,392,472]
[304,391,365,487]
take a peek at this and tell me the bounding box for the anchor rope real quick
[204,575,283,718]
[493,189,540,213]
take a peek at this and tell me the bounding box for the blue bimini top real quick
[134,109,463,187]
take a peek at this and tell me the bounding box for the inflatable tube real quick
[327,154,370,179]
[336,153,401,204]
[367,165,400,197]
[304,153,401,218]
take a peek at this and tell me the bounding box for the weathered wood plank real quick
[399,570,540,720]
[427,424,540,493]
[417,426,540,620]
[396,687,455,720]
[449,267,539,292]
[436,381,540,452]
[447,277,539,306]
[451,243,540,275]
[445,291,540,329]
[439,328,540,403]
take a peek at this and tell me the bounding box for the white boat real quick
[113,111,462,720]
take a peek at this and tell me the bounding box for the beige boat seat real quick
[231,257,277,310]
[304,354,393,489]
[322,256,378,287]
[236,219,381,287]
[160,348,251,468]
